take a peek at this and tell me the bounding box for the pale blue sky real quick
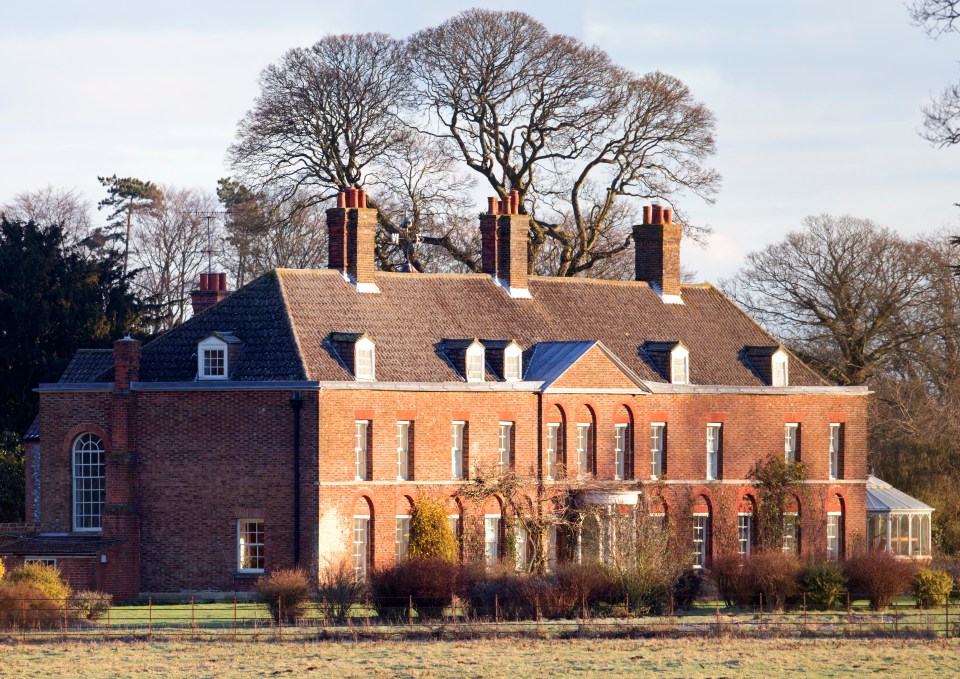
[1,0,958,279]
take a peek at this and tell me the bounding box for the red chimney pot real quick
[663,208,673,224]
[358,189,367,208]
[642,206,651,225]
[487,197,497,214]
[651,204,663,224]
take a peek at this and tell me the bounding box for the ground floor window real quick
[693,514,709,568]
[547,523,558,573]
[782,513,799,555]
[24,558,57,568]
[826,512,842,561]
[514,520,528,571]
[238,519,265,572]
[353,516,369,580]
[737,513,752,557]
[870,512,932,558]
[484,515,501,567]
[395,515,411,564]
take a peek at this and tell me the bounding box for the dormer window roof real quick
[197,332,242,381]
[476,339,523,382]
[441,338,488,382]
[641,341,690,385]
[329,332,375,381]
[744,345,789,387]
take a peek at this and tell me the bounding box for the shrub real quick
[844,550,916,611]
[254,568,312,623]
[0,563,71,629]
[533,563,616,619]
[462,566,531,620]
[408,494,458,562]
[68,591,111,622]
[802,561,848,610]
[0,557,5,581]
[317,558,365,624]
[369,558,464,620]
[913,568,953,608]
[708,554,751,607]
[748,550,802,611]
[617,568,672,615]
[672,568,703,610]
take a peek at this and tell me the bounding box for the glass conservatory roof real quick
[866,475,934,513]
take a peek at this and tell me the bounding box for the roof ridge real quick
[274,270,311,381]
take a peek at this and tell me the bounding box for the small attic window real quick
[772,349,789,387]
[355,337,375,381]
[504,342,522,382]
[466,342,485,383]
[198,337,228,380]
[670,345,689,385]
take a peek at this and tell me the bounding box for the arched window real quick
[354,337,375,381]
[738,495,757,557]
[546,405,566,480]
[692,495,711,569]
[670,345,689,385]
[73,433,105,532]
[827,494,845,560]
[353,497,374,581]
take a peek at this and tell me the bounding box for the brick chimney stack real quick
[633,203,682,299]
[479,190,530,298]
[327,188,378,293]
[191,272,230,316]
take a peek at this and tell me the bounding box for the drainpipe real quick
[290,391,303,567]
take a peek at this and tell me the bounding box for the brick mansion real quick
[3,188,925,601]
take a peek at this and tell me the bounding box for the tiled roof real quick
[88,268,828,387]
[59,349,114,383]
[23,416,40,441]
[0,535,125,556]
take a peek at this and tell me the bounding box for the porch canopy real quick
[866,475,933,558]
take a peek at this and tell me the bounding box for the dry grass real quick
[0,637,958,677]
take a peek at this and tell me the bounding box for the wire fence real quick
[1,592,958,642]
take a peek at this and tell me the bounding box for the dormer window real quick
[466,341,485,382]
[504,342,522,382]
[670,345,689,385]
[772,349,789,387]
[198,337,228,380]
[355,337,375,381]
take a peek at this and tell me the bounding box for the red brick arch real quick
[611,402,634,424]
[62,424,111,456]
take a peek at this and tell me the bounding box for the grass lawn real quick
[1,637,958,677]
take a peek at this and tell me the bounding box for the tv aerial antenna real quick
[196,211,227,274]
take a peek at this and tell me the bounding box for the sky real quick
[1,0,959,281]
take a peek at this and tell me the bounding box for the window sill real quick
[234,571,264,578]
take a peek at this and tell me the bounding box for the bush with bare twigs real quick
[843,550,916,610]
[254,568,312,623]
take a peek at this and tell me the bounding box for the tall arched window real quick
[73,433,105,532]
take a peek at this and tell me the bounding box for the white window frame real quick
[198,337,228,380]
[237,519,265,573]
[547,522,558,574]
[576,423,591,476]
[546,423,559,480]
[772,349,789,387]
[784,423,799,462]
[448,514,461,548]
[706,423,721,480]
[355,420,369,481]
[829,423,841,480]
[353,515,369,580]
[354,336,375,381]
[783,512,799,554]
[670,345,689,385]
[396,421,411,481]
[514,519,528,571]
[692,513,709,569]
[503,342,522,382]
[452,421,465,480]
[737,513,752,557]
[24,558,57,568]
[484,514,501,567]
[466,341,485,383]
[614,424,628,480]
[72,433,105,532]
[650,423,665,480]
[395,514,411,564]
[826,511,841,560]
[498,422,513,474]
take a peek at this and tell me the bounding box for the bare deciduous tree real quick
[408,9,720,276]
[1,186,92,247]
[130,186,218,331]
[723,214,940,385]
[909,1,960,145]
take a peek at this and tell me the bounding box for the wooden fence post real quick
[233,596,237,642]
[408,594,413,627]
[277,596,283,640]
[148,597,152,638]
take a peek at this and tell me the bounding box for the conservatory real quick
[866,475,934,559]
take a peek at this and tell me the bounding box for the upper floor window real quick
[355,337,375,381]
[651,423,665,480]
[452,421,466,480]
[829,423,843,480]
[355,420,370,481]
[706,423,721,480]
[198,337,228,380]
[498,422,513,474]
[503,342,522,381]
[466,342,485,382]
[576,423,592,476]
[396,421,411,481]
[73,433,105,532]
[785,423,799,462]
[670,345,689,385]
[772,350,789,387]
